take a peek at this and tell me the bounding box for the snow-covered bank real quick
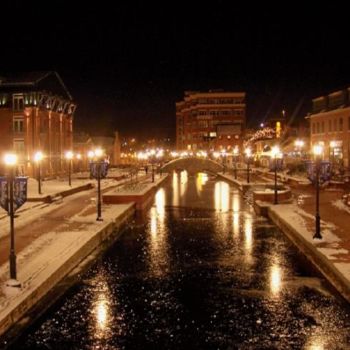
[268,204,350,303]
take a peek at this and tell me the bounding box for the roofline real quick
[0,71,73,101]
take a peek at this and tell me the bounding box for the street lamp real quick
[88,149,108,221]
[233,147,239,179]
[65,151,74,187]
[313,144,323,239]
[245,148,252,183]
[149,149,156,183]
[34,151,43,195]
[4,153,20,286]
[271,146,281,204]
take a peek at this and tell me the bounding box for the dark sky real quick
[1,1,349,141]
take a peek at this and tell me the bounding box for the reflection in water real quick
[232,192,240,237]
[90,275,113,340]
[233,212,240,237]
[155,187,165,218]
[148,188,168,277]
[180,170,188,198]
[243,213,253,253]
[232,192,240,212]
[172,172,179,206]
[270,263,282,296]
[196,172,208,194]
[214,181,229,212]
[305,335,326,350]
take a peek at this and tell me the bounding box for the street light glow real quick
[271,146,280,158]
[95,148,103,158]
[4,153,17,166]
[65,151,74,160]
[34,151,43,162]
[313,144,323,156]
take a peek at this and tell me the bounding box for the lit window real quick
[13,117,24,132]
[13,94,24,111]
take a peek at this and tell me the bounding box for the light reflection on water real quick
[148,188,169,277]
[13,172,350,349]
[270,262,282,296]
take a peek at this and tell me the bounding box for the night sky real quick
[1,2,349,141]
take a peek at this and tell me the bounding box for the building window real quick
[13,94,24,111]
[13,117,24,132]
[321,121,324,133]
[316,122,320,134]
[348,116,350,130]
[334,119,337,132]
[312,123,316,134]
[13,139,25,155]
[339,117,343,131]
[329,120,332,132]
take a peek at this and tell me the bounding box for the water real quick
[10,172,350,349]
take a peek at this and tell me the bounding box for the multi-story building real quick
[176,90,246,151]
[308,87,350,168]
[0,71,76,176]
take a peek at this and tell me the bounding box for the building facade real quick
[0,71,76,177]
[176,90,246,151]
[308,87,350,168]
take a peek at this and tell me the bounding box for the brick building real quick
[0,71,76,177]
[308,87,350,168]
[176,90,246,151]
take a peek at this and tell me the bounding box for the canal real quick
[10,172,350,349]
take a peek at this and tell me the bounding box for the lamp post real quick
[4,153,20,286]
[89,148,108,221]
[149,149,156,183]
[233,147,239,179]
[34,151,43,195]
[271,146,281,205]
[313,144,323,239]
[245,148,252,183]
[65,151,73,187]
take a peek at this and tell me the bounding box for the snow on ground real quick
[0,202,133,313]
[0,176,131,240]
[27,177,93,198]
[332,199,350,214]
[271,204,350,283]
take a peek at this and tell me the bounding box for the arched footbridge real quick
[161,157,223,174]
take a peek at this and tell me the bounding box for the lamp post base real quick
[96,217,103,222]
[313,214,322,239]
[6,279,21,288]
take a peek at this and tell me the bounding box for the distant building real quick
[307,87,350,168]
[73,132,93,171]
[90,131,121,165]
[0,71,76,176]
[176,90,246,151]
